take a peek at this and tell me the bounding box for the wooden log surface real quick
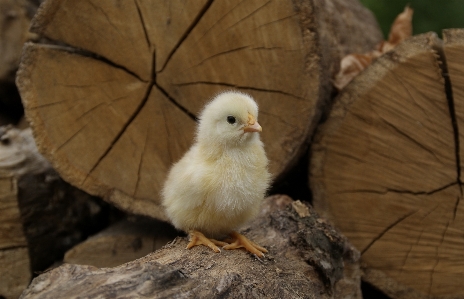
[17,168,113,272]
[0,176,30,299]
[0,126,50,177]
[20,195,362,299]
[310,30,464,299]
[16,0,382,220]
[0,125,113,297]
[64,218,178,268]
[0,126,47,299]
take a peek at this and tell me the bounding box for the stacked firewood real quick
[2,0,464,298]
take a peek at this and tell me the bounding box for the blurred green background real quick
[359,0,464,38]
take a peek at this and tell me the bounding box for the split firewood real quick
[20,195,362,299]
[64,218,177,268]
[311,30,464,299]
[16,0,382,220]
[0,126,111,298]
[0,176,30,299]
[0,125,49,299]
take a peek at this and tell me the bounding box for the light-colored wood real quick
[20,195,362,299]
[0,248,31,299]
[444,29,464,180]
[0,126,50,176]
[311,32,464,298]
[17,0,382,219]
[64,219,177,268]
[0,176,31,299]
[0,177,26,248]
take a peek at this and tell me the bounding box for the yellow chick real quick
[162,91,271,257]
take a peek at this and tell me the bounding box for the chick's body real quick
[162,91,270,255]
[163,139,268,238]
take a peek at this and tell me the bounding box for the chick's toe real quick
[222,231,268,258]
[186,230,228,253]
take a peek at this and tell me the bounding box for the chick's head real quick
[197,91,262,147]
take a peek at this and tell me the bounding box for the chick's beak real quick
[243,113,262,133]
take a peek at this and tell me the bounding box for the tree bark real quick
[63,218,178,268]
[16,0,382,220]
[20,195,362,299]
[310,30,464,299]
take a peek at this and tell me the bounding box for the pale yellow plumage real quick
[162,91,270,256]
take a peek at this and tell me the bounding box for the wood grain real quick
[0,176,30,299]
[311,32,464,298]
[17,0,382,219]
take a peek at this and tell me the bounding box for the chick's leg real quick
[222,231,268,257]
[186,230,228,253]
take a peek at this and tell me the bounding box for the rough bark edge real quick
[28,0,61,37]
[442,28,464,45]
[309,32,443,220]
[16,42,167,220]
[276,0,383,181]
[19,195,362,299]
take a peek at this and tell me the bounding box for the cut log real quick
[310,31,464,299]
[64,218,177,268]
[0,176,30,299]
[0,125,113,295]
[20,195,362,299]
[17,168,114,272]
[0,126,47,299]
[16,0,382,220]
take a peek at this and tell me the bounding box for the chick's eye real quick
[226,116,236,124]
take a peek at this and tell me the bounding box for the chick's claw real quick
[222,231,268,258]
[186,230,228,253]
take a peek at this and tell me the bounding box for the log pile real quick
[15,0,382,220]
[0,175,29,299]
[0,126,111,299]
[2,0,463,298]
[311,30,464,298]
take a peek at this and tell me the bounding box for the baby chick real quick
[162,91,271,257]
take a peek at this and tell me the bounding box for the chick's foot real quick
[223,231,268,257]
[186,230,229,253]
